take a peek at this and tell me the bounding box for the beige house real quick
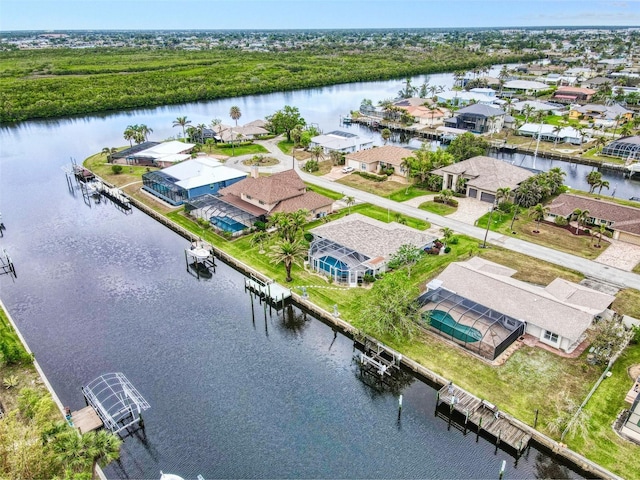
[218,168,333,219]
[547,194,640,246]
[430,156,535,203]
[344,145,414,176]
[432,258,615,354]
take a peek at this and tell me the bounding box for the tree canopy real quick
[446,132,489,162]
[266,106,306,142]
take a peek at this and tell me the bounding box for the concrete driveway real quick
[595,238,640,272]
[446,197,493,225]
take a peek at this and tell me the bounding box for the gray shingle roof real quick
[431,156,534,192]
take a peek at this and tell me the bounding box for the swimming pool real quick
[210,216,247,233]
[317,255,349,280]
[423,309,482,343]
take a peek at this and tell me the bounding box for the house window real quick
[543,330,559,343]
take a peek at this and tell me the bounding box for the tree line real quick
[0,47,539,123]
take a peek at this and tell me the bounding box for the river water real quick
[0,69,598,479]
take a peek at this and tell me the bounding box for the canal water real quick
[0,69,601,479]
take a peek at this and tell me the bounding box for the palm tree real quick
[381,128,391,144]
[229,105,242,126]
[197,123,207,143]
[552,124,562,146]
[310,145,324,162]
[250,230,269,254]
[344,195,355,214]
[268,239,307,282]
[102,147,117,162]
[440,227,453,244]
[586,171,602,194]
[528,203,549,234]
[123,125,136,147]
[496,187,511,205]
[138,124,153,141]
[573,208,591,232]
[596,224,607,248]
[595,179,610,196]
[594,135,607,153]
[53,428,121,479]
[173,116,191,139]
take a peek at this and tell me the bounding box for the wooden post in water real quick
[476,417,482,443]
[464,409,470,434]
[398,395,403,416]
[499,460,506,480]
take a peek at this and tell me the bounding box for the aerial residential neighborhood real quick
[1,12,640,480]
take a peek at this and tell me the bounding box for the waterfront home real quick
[310,130,374,155]
[502,80,549,96]
[141,157,246,206]
[424,257,615,356]
[436,90,495,107]
[308,213,436,286]
[553,86,596,103]
[444,104,505,134]
[127,140,196,167]
[602,135,640,160]
[202,120,269,143]
[511,100,565,116]
[517,123,586,145]
[344,145,414,176]
[431,156,534,203]
[542,73,577,86]
[546,193,640,246]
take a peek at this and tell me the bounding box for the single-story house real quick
[310,130,374,155]
[546,194,640,245]
[218,168,333,219]
[511,100,565,116]
[518,123,586,145]
[444,104,505,134]
[431,156,534,203]
[128,140,196,167]
[553,87,596,103]
[141,157,247,206]
[502,80,549,96]
[436,90,496,107]
[308,213,436,286]
[602,135,640,160]
[344,145,414,175]
[424,257,615,355]
[469,87,497,98]
[580,76,613,89]
[542,74,577,86]
[202,121,269,143]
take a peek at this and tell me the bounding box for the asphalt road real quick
[235,138,640,291]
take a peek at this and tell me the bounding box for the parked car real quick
[342,166,355,173]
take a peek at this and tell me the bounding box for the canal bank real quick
[104,169,621,480]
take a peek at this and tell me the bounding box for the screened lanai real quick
[602,136,640,160]
[142,170,187,205]
[184,194,263,235]
[308,237,375,285]
[418,287,525,361]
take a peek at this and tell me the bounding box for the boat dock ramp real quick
[245,276,291,307]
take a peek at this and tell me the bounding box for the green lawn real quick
[305,183,345,201]
[207,143,268,157]
[419,201,457,216]
[336,174,410,197]
[386,185,436,202]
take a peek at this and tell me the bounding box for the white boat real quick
[160,472,185,480]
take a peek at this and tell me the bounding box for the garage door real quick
[480,192,496,203]
[468,188,478,199]
[618,232,640,246]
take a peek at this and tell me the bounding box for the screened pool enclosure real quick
[602,136,640,160]
[184,194,263,236]
[308,237,377,285]
[142,171,187,205]
[418,287,525,361]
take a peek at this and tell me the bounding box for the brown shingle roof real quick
[271,191,333,214]
[219,169,305,205]
[345,145,414,166]
[548,194,640,235]
[431,156,534,192]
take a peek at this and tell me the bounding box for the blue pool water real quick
[424,309,483,343]
[318,255,349,279]
[211,216,247,233]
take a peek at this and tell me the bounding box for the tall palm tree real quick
[596,224,607,248]
[381,128,391,144]
[528,203,549,234]
[345,195,355,214]
[496,187,511,205]
[173,116,191,139]
[138,124,153,141]
[268,239,307,282]
[586,170,602,194]
[573,208,591,232]
[53,428,121,479]
[595,179,610,196]
[310,145,324,162]
[123,125,136,147]
[229,105,242,126]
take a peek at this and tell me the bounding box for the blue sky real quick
[1,0,639,31]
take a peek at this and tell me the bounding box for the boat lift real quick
[82,372,150,435]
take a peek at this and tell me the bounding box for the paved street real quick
[232,138,640,290]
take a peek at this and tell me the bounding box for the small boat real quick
[160,472,185,480]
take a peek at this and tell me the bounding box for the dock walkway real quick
[438,384,531,452]
[71,406,103,434]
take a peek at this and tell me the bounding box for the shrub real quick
[303,160,319,172]
[554,216,569,226]
[0,341,31,366]
[444,246,451,254]
[303,232,314,242]
[254,221,266,231]
[631,326,640,345]
[498,201,513,213]
[363,273,376,283]
[356,171,387,182]
[448,237,459,245]
[111,164,123,174]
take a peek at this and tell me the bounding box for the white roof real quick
[504,80,549,91]
[134,140,195,158]
[161,158,247,190]
[518,123,582,139]
[512,100,560,112]
[435,258,615,341]
[437,90,496,105]
[311,132,373,151]
[157,153,191,164]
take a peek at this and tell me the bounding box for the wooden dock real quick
[438,384,531,452]
[245,277,291,304]
[71,406,103,434]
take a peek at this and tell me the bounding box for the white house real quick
[310,130,374,155]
